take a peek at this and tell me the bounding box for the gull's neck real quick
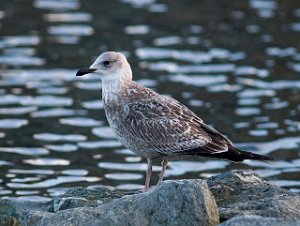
[102,76,131,104]
[101,62,133,104]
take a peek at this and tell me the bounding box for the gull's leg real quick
[143,158,152,192]
[158,159,168,184]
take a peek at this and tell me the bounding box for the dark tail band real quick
[223,146,272,162]
[180,146,272,162]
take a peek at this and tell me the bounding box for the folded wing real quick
[124,95,231,156]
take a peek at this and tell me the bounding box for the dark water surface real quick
[0,0,299,200]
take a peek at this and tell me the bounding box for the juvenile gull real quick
[76,51,271,192]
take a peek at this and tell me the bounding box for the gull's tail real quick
[182,146,272,162]
[218,146,272,162]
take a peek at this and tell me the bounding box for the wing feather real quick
[124,93,229,156]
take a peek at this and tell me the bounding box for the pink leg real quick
[158,159,168,184]
[143,158,152,192]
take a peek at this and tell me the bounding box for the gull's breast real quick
[104,101,154,157]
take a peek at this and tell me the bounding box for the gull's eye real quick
[103,60,110,66]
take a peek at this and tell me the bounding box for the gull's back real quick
[103,80,221,159]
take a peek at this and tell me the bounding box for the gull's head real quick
[76,51,132,82]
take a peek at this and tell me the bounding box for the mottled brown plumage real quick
[76,51,271,192]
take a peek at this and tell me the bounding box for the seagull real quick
[76,51,271,192]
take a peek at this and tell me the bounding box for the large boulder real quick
[1,179,219,226]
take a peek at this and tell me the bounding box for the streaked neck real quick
[102,77,131,104]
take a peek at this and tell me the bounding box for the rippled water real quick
[0,0,299,199]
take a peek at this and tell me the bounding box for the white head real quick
[76,51,132,82]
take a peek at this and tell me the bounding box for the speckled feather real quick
[104,81,231,159]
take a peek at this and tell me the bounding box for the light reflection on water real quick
[0,0,299,199]
[0,119,29,129]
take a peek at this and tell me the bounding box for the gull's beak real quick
[76,67,97,76]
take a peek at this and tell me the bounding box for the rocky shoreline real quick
[1,170,300,226]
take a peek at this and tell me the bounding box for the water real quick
[0,0,299,199]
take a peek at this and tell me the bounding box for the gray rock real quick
[206,170,300,221]
[51,185,127,212]
[218,214,300,226]
[0,198,50,226]
[3,170,300,226]
[0,215,18,226]
[6,179,219,226]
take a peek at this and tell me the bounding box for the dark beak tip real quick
[76,68,85,77]
[76,71,83,77]
[76,67,96,77]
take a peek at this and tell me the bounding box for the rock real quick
[218,214,300,226]
[3,179,219,226]
[0,215,18,226]
[53,197,93,213]
[2,170,300,226]
[51,185,127,212]
[206,170,300,222]
[0,198,50,226]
